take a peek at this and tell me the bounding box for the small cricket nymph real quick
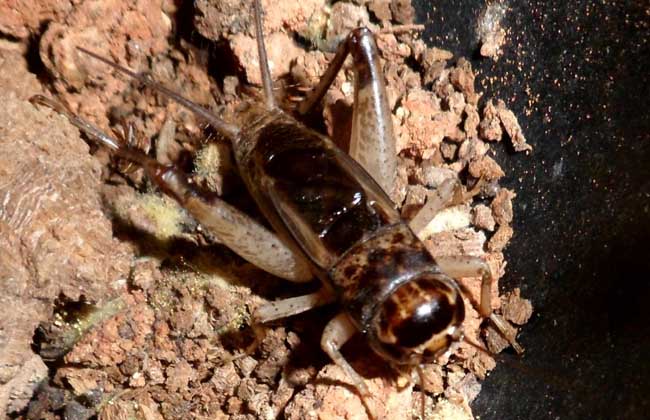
[31,0,522,417]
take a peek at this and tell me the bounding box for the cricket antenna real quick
[253,0,276,109]
[76,47,239,141]
[30,95,157,166]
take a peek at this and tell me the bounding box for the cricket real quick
[30,0,524,417]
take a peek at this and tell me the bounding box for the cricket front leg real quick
[299,28,397,199]
[436,255,523,353]
[30,95,313,283]
[410,176,485,239]
[409,178,458,238]
[234,287,336,362]
[321,312,378,419]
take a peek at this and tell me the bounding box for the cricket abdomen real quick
[234,109,400,271]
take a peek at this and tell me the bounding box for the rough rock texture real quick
[0,0,72,39]
[0,93,133,415]
[0,43,43,100]
[501,288,534,325]
[37,0,214,143]
[286,363,414,420]
[0,42,133,416]
[229,31,304,86]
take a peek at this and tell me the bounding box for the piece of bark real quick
[487,224,514,252]
[496,100,533,152]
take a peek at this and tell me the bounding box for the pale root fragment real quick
[418,204,472,239]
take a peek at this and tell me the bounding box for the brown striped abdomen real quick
[234,109,400,270]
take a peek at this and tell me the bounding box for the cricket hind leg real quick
[298,28,397,199]
[30,95,313,283]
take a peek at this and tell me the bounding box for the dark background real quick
[412,0,650,419]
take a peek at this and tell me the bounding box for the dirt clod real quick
[501,288,534,325]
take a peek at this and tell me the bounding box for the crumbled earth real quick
[0,43,133,417]
[0,0,532,419]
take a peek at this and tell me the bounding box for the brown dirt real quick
[0,1,533,419]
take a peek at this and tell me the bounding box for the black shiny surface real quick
[414,0,650,418]
[387,279,457,348]
[255,122,390,259]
